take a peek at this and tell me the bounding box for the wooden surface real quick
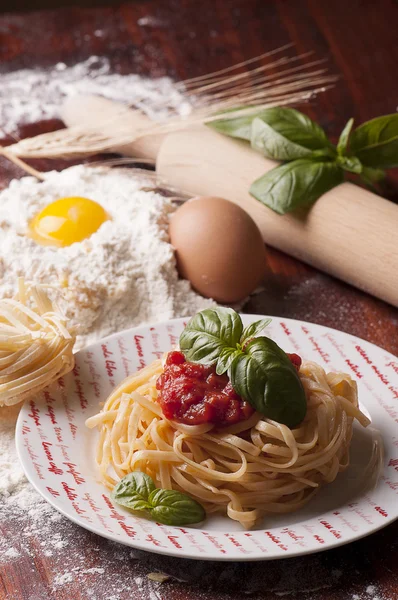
[0,1,398,599]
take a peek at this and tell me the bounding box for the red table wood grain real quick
[1,1,398,599]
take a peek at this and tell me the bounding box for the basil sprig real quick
[250,158,343,215]
[180,308,306,427]
[207,108,398,214]
[112,471,206,526]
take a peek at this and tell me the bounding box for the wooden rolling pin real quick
[62,96,398,307]
[62,95,167,160]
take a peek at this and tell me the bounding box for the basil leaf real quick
[208,107,332,152]
[207,109,275,141]
[349,114,398,168]
[253,107,330,151]
[215,347,242,376]
[240,318,272,343]
[229,337,306,428]
[111,471,155,511]
[360,165,386,189]
[250,159,344,215]
[112,473,206,525]
[336,155,362,174]
[337,118,354,154]
[250,118,313,160]
[148,489,206,526]
[179,308,306,427]
[180,307,243,365]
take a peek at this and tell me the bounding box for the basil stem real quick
[336,155,362,174]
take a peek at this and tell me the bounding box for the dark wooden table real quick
[1,1,398,599]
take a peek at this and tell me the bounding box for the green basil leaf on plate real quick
[337,117,354,154]
[180,307,243,365]
[349,113,398,169]
[215,347,242,376]
[228,337,307,428]
[250,118,313,160]
[111,471,155,511]
[240,318,272,344]
[250,158,344,214]
[148,489,206,526]
[112,472,206,526]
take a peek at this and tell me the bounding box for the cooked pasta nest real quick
[86,358,371,528]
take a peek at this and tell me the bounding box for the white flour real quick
[0,164,216,350]
[0,164,217,596]
[0,55,214,595]
[0,406,68,560]
[0,170,392,600]
[0,55,191,135]
[0,58,392,600]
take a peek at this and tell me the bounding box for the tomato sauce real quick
[156,351,254,426]
[156,350,302,427]
[287,353,302,371]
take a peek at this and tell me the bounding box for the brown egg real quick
[169,196,266,303]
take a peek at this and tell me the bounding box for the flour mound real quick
[0,165,216,350]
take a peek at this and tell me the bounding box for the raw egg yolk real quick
[29,197,109,247]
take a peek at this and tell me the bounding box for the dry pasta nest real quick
[0,279,76,407]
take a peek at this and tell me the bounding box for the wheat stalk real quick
[0,145,46,179]
[4,47,336,163]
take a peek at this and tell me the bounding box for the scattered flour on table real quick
[0,162,215,598]
[0,62,204,582]
[0,55,191,135]
[0,410,391,598]
[53,573,73,587]
[0,164,216,350]
[0,62,393,597]
[0,405,69,564]
[2,547,20,559]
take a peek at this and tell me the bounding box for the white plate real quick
[16,316,398,561]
